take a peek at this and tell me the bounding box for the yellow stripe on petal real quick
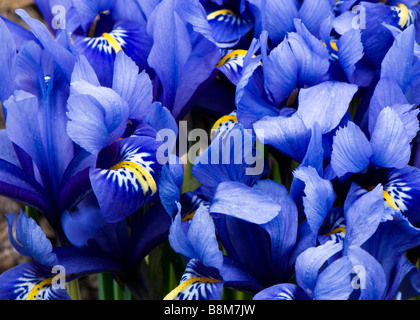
[397,4,409,28]
[26,277,54,300]
[211,115,238,131]
[102,32,123,53]
[326,227,346,236]
[163,277,222,300]
[110,161,157,195]
[383,190,399,211]
[207,9,237,20]
[181,211,196,221]
[216,49,248,67]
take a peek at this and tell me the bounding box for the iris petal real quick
[207,9,253,47]
[164,259,223,300]
[331,121,372,179]
[0,261,70,300]
[90,136,162,223]
[297,81,358,134]
[370,107,411,169]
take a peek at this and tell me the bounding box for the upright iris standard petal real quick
[262,34,298,106]
[380,25,415,92]
[67,81,129,155]
[4,91,43,165]
[343,184,385,250]
[169,205,223,270]
[337,28,365,84]
[298,0,333,37]
[331,121,373,179]
[255,180,298,274]
[295,240,343,298]
[368,77,409,134]
[313,256,354,300]
[16,9,76,80]
[0,18,16,104]
[369,107,411,169]
[347,246,387,300]
[297,81,358,134]
[89,136,162,222]
[111,51,153,122]
[261,0,298,44]
[147,0,221,119]
[293,166,336,236]
[289,20,330,88]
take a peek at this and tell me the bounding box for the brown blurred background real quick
[0,0,97,299]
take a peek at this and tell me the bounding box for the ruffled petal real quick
[6,211,58,266]
[112,51,153,122]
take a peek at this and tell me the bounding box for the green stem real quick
[98,273,115,300]
[24,206,40,225]
[66,278,81,300]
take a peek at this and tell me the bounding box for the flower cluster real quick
[0,0,419,301]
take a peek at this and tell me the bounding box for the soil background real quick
[0,0,98,299]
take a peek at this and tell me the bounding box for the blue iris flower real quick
[236,19,345,128]
[254,179,420,300]
[0,18,82,237]
[66,50,184,222]
[0,211,122,300]
[147,0,222,120]
[3,0,155,87]
[333,1,420,68]
[162,117,319,300]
